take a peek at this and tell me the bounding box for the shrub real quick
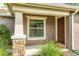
[0,24,11,56]
[38,41,63,56]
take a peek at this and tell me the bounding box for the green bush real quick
[0,24,11,56]
[38,41,63,56]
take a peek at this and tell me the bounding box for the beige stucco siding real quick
[23,14,55,46]
[0,17,15,33]
[74,13,79,50]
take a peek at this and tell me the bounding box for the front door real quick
[57,17,65,45]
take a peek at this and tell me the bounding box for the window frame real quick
[26,16,47,40]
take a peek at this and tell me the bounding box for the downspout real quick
[71,9,78,50]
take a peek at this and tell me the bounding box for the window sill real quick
[27,37,46,40]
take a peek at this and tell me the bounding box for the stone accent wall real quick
[12,39,25,56]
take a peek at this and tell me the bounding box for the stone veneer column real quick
[11,12,26,56]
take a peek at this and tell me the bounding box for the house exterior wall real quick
[66,16,72,49]
[66,13,79,50]
[74,13,79,50]
[23,14,55,46]
[0,17,15,33]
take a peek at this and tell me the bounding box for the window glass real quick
[29,19,44,37]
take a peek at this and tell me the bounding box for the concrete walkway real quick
[25,45,71,56]
[25,45,42,56]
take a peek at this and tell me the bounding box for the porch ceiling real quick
[13,4,70,17]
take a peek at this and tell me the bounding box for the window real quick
[27,16,46,40]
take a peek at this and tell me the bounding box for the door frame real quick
[55,16,66,47]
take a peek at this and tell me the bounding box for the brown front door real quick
[58,17,65,45]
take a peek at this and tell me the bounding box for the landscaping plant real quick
[38,41,63,56]
[0,24,11,56]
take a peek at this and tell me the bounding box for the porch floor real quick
[25,45,73,56]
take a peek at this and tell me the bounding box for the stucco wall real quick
[23,14,55,46]
[0,17,15,33]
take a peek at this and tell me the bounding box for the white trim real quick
[71,15,75,50]
[27,16,47,40]
[64,16,66,47]
[55,16,58,42]
[11,34,26,39]
[56,16,66,47]
[26,16,47,19]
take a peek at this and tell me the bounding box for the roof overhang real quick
[12,3,71,17]
[32,3,79,11]
[12,3,79,11]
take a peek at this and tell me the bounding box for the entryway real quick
[57,17,65,45]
